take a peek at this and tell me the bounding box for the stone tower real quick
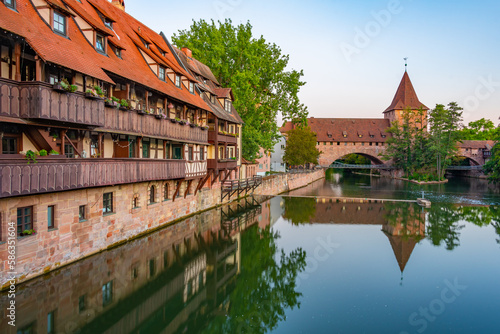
[384,71,428,124]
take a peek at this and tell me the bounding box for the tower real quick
[384,71,428,124]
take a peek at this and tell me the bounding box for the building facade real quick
[0,0,242,284]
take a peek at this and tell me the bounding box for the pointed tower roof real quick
[386,234,418,272]
[384,72,428,113]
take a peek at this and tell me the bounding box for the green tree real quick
[283,126,321,167]
[283,197,317,225]
[172,19,308,160]
[484,142,500,184]
[428,102,463,180]
[457,118,499,140]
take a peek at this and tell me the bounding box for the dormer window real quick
[225,99,232,113]
[53,11,66,35]
[104,19,113,29]
[189,82,194,94]
[175,75,181,88]
[4,0,15,10]
[342,131,347,138]
[110,45,121,58]
[96,34,106,53]
[159,67,165,81]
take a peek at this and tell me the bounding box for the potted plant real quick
[119,99,130,111]
[189,122,197,128]
[25,150,37,164]
[137,108,146,115]
[200,125,208,131]
[105,97,120,108]
[59,78,78,93]
[155,113,163,119]
[85,85,105,99]
[20,229,36,237]
[39,149,48,156]
[49,149,59,156]
[171,118,178,123]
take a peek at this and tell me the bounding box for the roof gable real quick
[384,71,428,112]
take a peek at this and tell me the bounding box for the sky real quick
[123,0,500,125]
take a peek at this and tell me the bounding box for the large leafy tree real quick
[484,142,500,184]
[172,20,308,160]
[283,126,321,167]
[428,102,463,180]
[457,118,499,140]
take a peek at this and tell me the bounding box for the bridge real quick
[324,162,395,169]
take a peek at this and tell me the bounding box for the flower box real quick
[155,114,163,119]
[85,92,102,100]
[53,83,66,93]
[189,123,197,128]
[137,110,146,115]
[170,118,177,123]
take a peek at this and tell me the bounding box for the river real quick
[1,171,499,334]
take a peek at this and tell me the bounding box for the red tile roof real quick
[384,72,428,112]
[282,118,391,142]
[0,0,209,111]
[458,140,495,149]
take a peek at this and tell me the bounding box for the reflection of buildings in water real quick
[269,196,286,226]
[0,199,271,334]
[308,198,426,273]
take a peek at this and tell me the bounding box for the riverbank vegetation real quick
[383,103,463,181]
[172,20,308,161]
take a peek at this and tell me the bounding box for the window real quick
[149,186,155,204]
[131,266,139,280]
[53,11,66,35]
[175,75,181,88]
[188,146,193,161]
[64,143,74,158]
[259,164,263,169]
[102,281,113,306]
[49,75,59,85]
[225,99,232,112]
[79,205,86,221]
[159,67,165,81]
[337,142,340,145]
[163,183,169,201]
[2,136,18,154]
[4,0,15,10]
[103,192,113,214]
[17,206,33,235]
[173,146,182,159]
[132,195,139,208]
[78,295,86,313]
[142,139,150,158]
[47,310,55,334]
[104,19,113,29]
[149,258,156,277]
[96,34,105,53]
[189,82,194,94]
[47,205,55,229]
[200,146,204,160]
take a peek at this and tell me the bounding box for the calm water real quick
[1,172,500,334]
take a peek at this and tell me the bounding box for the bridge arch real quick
[452,155,482,166]
[319,151,387,167]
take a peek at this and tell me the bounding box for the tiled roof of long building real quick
[0,0,209,111]
[282,118,391,142]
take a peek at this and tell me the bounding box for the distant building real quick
[270,135,287,172]
[255,148,271,176]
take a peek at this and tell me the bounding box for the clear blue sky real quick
[124,0,500,125]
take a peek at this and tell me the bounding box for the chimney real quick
[181,47,192,58]
[111,0,125,11]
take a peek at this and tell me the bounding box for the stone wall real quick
[253,169,325,195]
[0,170,324,287]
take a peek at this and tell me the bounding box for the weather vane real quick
[404,57,408,72]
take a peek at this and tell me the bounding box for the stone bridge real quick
[317,144,388,167]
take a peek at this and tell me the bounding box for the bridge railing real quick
[446,165,483,171]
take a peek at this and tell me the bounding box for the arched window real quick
[149,186,156,204]
[163,183,169,201]
[132,194,140,209]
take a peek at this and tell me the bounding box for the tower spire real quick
[404,57,408,72]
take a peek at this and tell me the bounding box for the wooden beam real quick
[14,43,21,81]
[63,132,82,157]
[195,172,211,195]
[184,179,193,199]
[211,169,220,186]
[172,180,183,202]
[221,169,231,184]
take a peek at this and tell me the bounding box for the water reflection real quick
[287,170,500,205]
[0,197,305,334]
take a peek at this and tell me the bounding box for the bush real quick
[39,149,48,156]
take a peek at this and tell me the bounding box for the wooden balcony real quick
[208,131,238,145]
[102,110,208,144]
[0,157,185,198]
[0,78,208,144]
[0,78,105,127]
[207,159,238,171]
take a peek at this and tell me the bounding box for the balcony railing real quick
[0,78,208,143]
[0,158,185,198]
[0,78,105,127]
[208,131,238,145]
[102,110,208,144]
[207,159,238,170]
